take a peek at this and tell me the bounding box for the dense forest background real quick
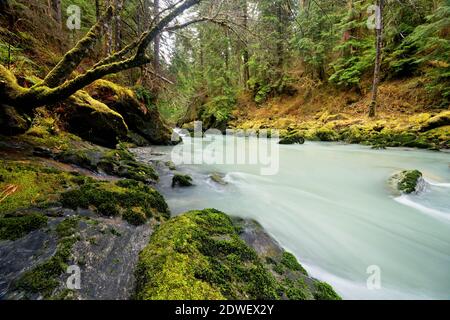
[0,0,449,134]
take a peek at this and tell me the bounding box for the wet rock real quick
[389,170,426,194]
[172,173,193,187]
[209,173,227,185]
[279,133,305,145]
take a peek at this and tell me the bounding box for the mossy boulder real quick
[134,209,341,300]
[89,80,176,145]
[279,132,305,145]
[60,179,169,224]
[389,170,425,194]
[57,90,128,148]
[209,173,227,185]
[172,173,193,187]
[420,111,450,132]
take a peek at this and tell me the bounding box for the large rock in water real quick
[389,170,425,194]
[88,80,175,145]
[134,209,341,300]
[57,90,128,148]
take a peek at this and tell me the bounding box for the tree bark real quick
[153,0,161,73]
[242,0,250,88]
[114,0,123,51]
[369,0,384,118]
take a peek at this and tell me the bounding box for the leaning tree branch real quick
[40,6,115,88]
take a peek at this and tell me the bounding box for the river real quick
[132,133,450,300]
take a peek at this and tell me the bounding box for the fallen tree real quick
[0,0,202,109]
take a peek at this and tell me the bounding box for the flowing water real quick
[133,133,450,300]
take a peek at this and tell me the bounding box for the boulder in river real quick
[172,173,194,187]
[209,172,228,185]
[279,132,305,145]
[389,170,425,194]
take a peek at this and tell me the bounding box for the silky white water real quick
[133,134,450,300]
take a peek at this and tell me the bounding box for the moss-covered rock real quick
[279,132,305,145]
[420,111,450,132]
[134,209,341,300]
[172,173,193,187]
[389,170,424,194]
[57,90,128,148]
[89,80,176,145]
[0,212,48,240]
[60,179,169,224]
[14,216,80,298]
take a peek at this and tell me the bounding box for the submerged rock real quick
[172,173,193,187]
[389,170,425,194]
[209,173,228,185]
[134,209,341,300]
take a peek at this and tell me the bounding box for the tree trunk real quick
[242,0,250,88]
[114,0,123,51]
[369,0,384,118]
[153,0,161,73]
[105,0,113,56]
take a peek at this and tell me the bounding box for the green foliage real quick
[0,213,48,240]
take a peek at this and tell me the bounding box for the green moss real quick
[0,213,48,240]
[60,179,169,223]
[279,133,305,145]
[135,209,280,300]
[15,217,80,298]
[123,207,147,226]
[172,174,193,187]
[0,161,76,214]
[281,252,308,275]
[98,147,158,183]
[281,278,314,300]
[396,170,423,194]
[313,281,342,300]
